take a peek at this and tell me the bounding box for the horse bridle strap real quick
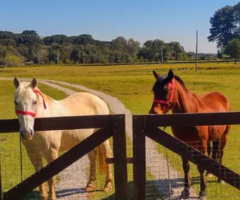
[153,80,175,111]
[15,89,47,117]
[15,110,36,117]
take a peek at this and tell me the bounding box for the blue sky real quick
[0,0,239,53]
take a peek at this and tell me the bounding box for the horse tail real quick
[97,144,107,175]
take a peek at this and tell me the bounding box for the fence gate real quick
[133,112,240,200]
[0,114,128,200]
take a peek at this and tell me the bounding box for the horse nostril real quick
[27,130,33,140]
[149,110,157,114]
[20,131,26,140]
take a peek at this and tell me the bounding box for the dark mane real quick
[174,75,185,87]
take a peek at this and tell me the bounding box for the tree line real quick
[0,30,192,66]
[3,0,239,68]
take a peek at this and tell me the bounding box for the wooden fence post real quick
[112,115,128,200]
[133,116,146,200]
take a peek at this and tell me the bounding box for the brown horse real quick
[149,69,231,200]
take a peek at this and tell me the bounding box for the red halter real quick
[15,89,47,117]
[153,80,175,112]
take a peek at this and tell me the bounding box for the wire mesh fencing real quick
[145,134,240,200]
[1,133,117,200]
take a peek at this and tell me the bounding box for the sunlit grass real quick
[1,63,240,199]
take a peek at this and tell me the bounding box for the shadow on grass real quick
[101,180,163,200]
[19,191,41,200]
[17,177,221,200]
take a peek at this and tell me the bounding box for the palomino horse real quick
[13,77,113,200]
[149,70,231,200]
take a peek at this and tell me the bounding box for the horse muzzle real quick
[20,129,34,140]
[149,110,157,114]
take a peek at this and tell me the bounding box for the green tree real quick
[224,38,240,63]
[126,38,140,58]
[208,5,236,47]
[17,30,42,46]
[0,45,6,58]
[111,37,127,51]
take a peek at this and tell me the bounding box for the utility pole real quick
[196,30,198,72]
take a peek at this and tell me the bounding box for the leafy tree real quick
[43,35,69,45]
[208,5,236,47]
[0,45,6,58]
[32,48,48,64]
[70,48,80,63]
[17,30,42,46]
[126,38,140,58]
[73,34,95,45]
[111,37,127,51]
[224,38,240,63]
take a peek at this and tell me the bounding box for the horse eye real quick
[14,101,18,106]
[33,101,37,105]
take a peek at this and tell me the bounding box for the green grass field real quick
[1,62,240,199]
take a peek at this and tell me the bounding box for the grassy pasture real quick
[1,62,240,199]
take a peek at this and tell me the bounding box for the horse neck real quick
[35,90,55,117]
[172,80,200,113]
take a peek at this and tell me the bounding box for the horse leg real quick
[206,141,213,177]
[180,156,191,199]
[46,148,58,200]
[85,149,97,192]
[24,144,47,200]
[206,141,219,178]
[100,141,113,192]
[217,136,228,183]
[198,140,207,200]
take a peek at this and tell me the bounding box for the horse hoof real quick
[218,179,225,184]
[180,188,190,199]
[85,186,95,192]
[85,183,95,192]
[206,172,213,178]
[199,194,207,200]
[199,191,207,200]
[41,196,48,200]
[103,181,112,193]
[103,185,112,192]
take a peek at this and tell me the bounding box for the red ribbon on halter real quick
[153,80,175,112]
[15,89,47,117]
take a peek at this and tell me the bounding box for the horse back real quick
[60,92,109,115]
[198,92,231,112]
[197,92,231,141]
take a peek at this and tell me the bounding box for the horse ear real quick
[153,70,159,80]
[31,77,38,88]
[168,69,174,80]
[13,77,20,89]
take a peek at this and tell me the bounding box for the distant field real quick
[1,62,240,199]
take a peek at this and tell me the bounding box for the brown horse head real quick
[149,69,175,114]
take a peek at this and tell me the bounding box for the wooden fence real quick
[133,112,240,200]
[0,114,128,200]
[1,112,240,199]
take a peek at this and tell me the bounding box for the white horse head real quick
[13,77,46,140]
